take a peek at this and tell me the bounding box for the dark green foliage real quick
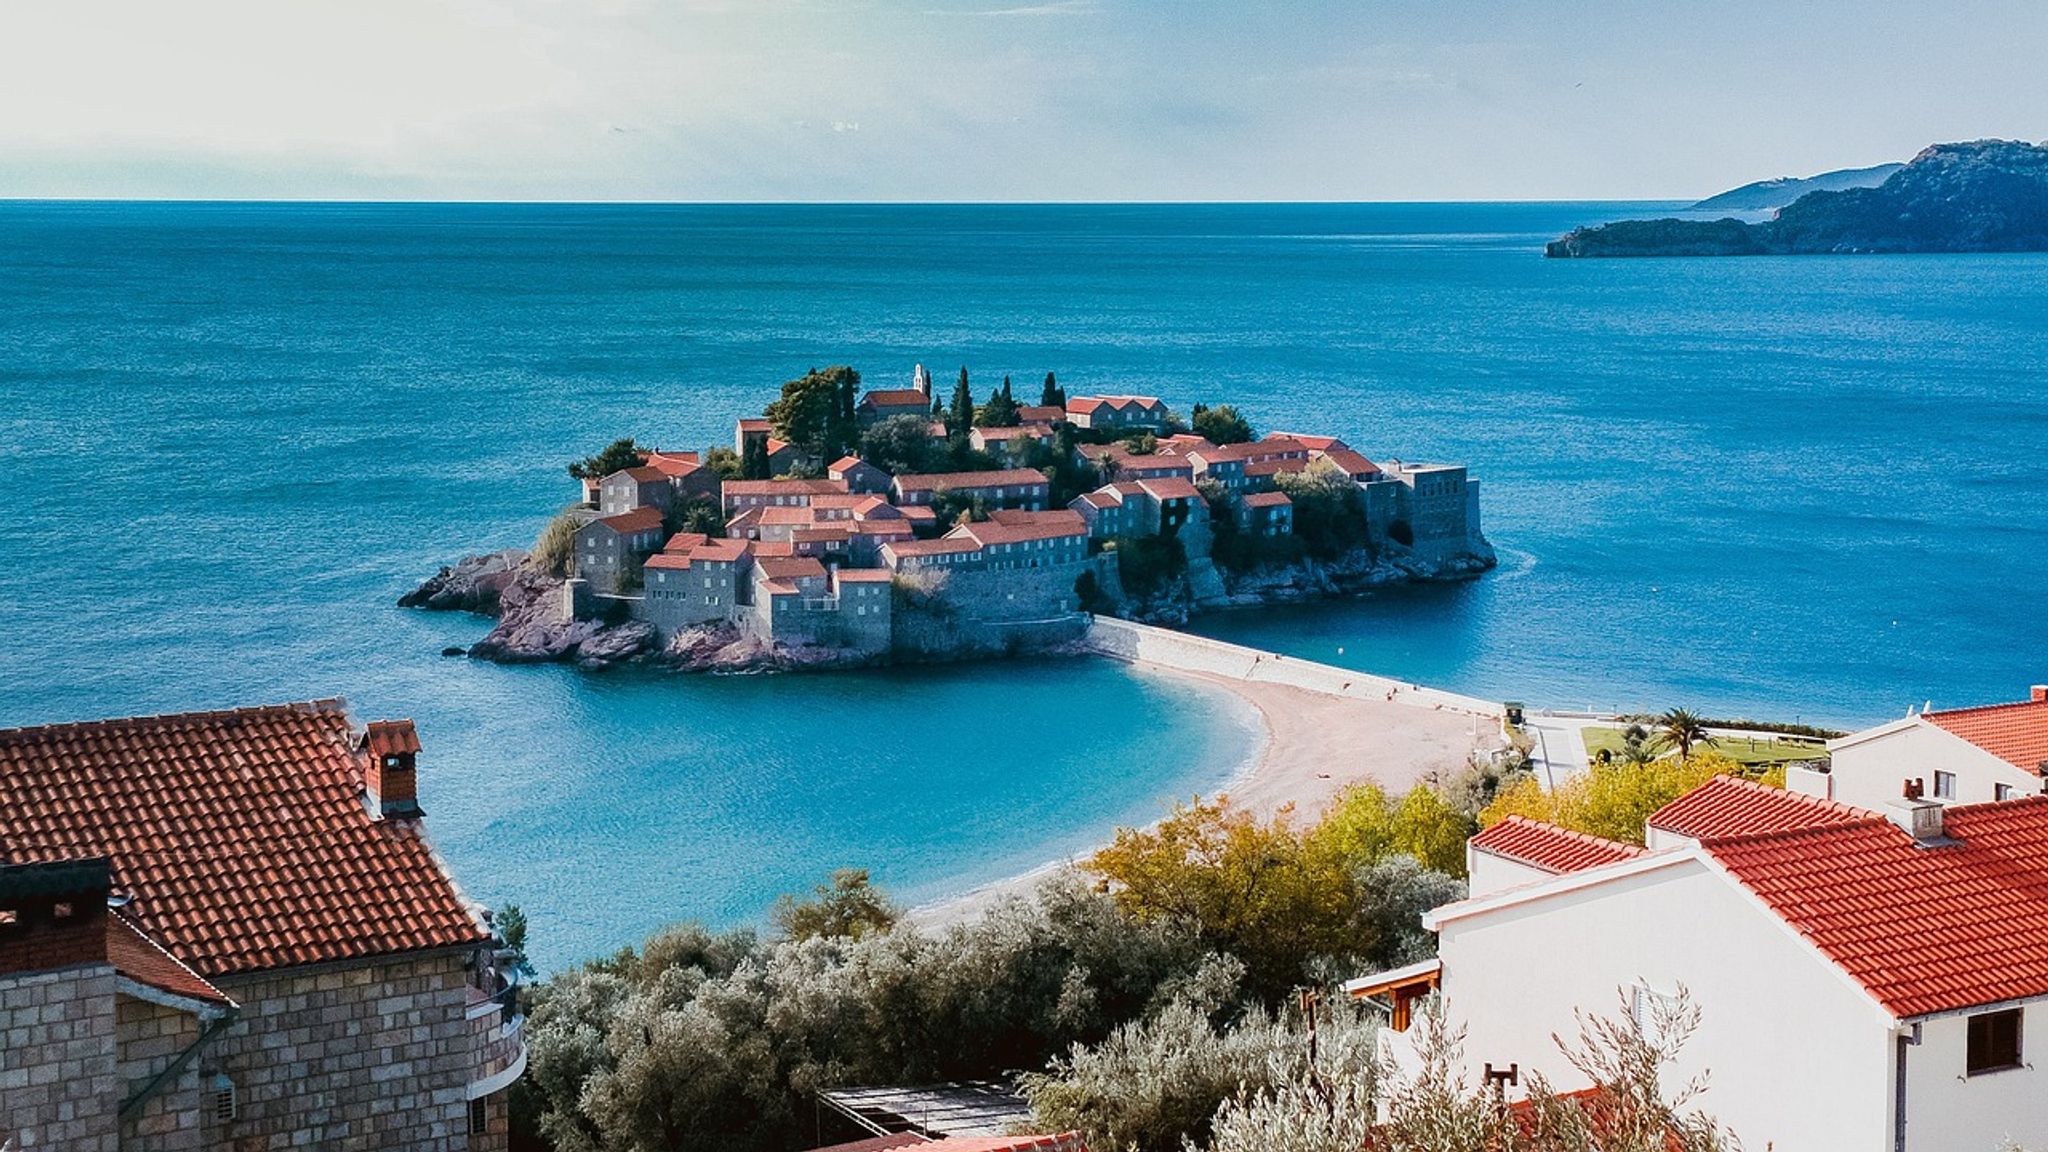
[567,438,647,480]
[1206,501,1304,574]
[701,446,743,481]
[1121,431,1157,455]
[928,487,991,529]
[1015,426,1101,507]
[1113,535,1186,602]
[978,375,1022,427]
[741,436,771,480]
[764,366,861,462]
[664,496,726,538]
[947,367,975,440]
[1040,371,1066,408]
[1074,569,1110,613]
[1275,463,1370,559]
[859,414,947,476]
[1190,403,1255,446]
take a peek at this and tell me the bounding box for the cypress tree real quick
[949,367,974,439]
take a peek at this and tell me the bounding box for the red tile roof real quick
[1016,405,1065,423]
[934,1135,1087,1152]
[1470,817,1645,875]
[1244,457,1307,478]
[1706,798,2048,1018]
[1923,697,2048,772]
[756,556,828,581]
[1067,395,1163,415]
[645,453,701,479]
[364,719,421,758]
[1646,775,1865,841]
[612,465,668,483]
[805,1136,929,1152]
[884,537,983,558]
[108,913,232,1006]
[892,468,1049,494]
[595,506,666,534]
[829,455,871,473]
[1268,432,1347,452]
[738,418,772,432]
[1240,491,1292,508]
[0,702,487,978]
[1136,477,1200,502]
[860,389,931,409]
[1319,448,1381,477]
[958,510,1089,546]
[722,479,850,498]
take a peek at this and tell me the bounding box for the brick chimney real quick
[1888,779,1945,845]
[2031,684,2047,703]
[360,720,424,821]
[0,858,111,977]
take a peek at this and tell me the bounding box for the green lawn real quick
[1579,725,1830,767]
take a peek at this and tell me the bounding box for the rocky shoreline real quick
[402,539,1495,673]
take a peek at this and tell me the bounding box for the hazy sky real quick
[2,0,2041,201]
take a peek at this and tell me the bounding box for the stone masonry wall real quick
[200,949,478,1152]
[117,995,205,1150]
[0,964,121,1152]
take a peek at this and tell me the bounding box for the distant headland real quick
[1548,139,2048,257]
[404,366,1494,671]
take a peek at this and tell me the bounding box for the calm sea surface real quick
[3,202,2045,968]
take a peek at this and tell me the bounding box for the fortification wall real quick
[1085,616,1502,718]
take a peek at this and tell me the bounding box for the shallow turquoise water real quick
[2,201,2044,967]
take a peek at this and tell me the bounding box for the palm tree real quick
[1658,708,1713,761]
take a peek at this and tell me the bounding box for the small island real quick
[406,365,1494,671]
[1547,139,2048,257]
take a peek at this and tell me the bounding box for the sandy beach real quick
[912,658,1501,926]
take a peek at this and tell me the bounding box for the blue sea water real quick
[3,201,2045,969]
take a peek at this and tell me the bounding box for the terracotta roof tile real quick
[108,913,233,1006]
[0,702,487,978]
[892,468,1050,494]
[860,389,931,408]
[1706,798,2048,1018]
[1923,697,2048,772]
[363,719,421,758]
[721,479,850,498]
[1240,491,1292,508]
[1470,816,1645,874]
[595,506,666,534]
[1647,775,1865,841]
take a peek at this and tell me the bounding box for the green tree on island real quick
[700,446,743,481]
[765,365,861,463]
[947,366,975,440]
[1040,371,1066,408]
[566,437,647,480]
[860,413,946,475]
[740,436,770,480]
[1191,403,1255,445]
[977,374,1021,427]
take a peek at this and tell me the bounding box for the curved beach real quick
[913,644,1502,925]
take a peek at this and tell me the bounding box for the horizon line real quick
[0,195,1699,208]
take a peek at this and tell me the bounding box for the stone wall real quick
[117,995,205,1150]
[1085,616,1503,718]
[0,964,121,1152]
[200,949,481,1151]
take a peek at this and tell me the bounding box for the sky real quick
[1,0,2042,202]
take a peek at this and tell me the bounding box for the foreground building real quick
[0,701,521,1151]
[1361,776,2048,1151]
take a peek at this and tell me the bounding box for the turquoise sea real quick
[3,201,2046,969]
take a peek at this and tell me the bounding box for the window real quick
[1967,1008,2023,1075]
[1934,771,1957,800]
[1996,784,2017,801]
[468,1096,489,1135]
[1630,981,1674,1051]
[211,1074,238,1122]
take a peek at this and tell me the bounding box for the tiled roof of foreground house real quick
[107,911,232,1006]
[1704,797,2048,1019]
[1469,816,1644,874]
[0,701,488,978]
[1922,693,2048,771]
[1646,773,1866,840]
[893,467,1049,493]
[809,1136,1087,1152]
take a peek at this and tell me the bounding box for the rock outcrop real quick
[397,549,528,612]
[464,567,657,669]
[1549,140,2048,257]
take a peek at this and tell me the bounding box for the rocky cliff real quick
[1549,140,2048,257]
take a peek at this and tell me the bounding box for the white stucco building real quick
[1791,686,2048,811]
[1358,776,2048,1152]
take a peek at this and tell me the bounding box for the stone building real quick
[572,505,666,594]
[1360,460,1484,562]
[598,465,674,515]
[890,468,1050,511]
[0,701,521,1152]
[1063,395,1169,430]
[641,535,749,632]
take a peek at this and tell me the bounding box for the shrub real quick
[1480,750,1750,845]
[532,513,580,578]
